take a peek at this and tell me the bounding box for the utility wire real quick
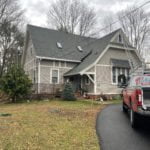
[46,1,150,60]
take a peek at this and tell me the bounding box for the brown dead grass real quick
[0,100,105,150]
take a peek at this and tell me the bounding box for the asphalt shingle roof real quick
[28,25,121,76]
[28,25,97,62]
[64,30,121,76]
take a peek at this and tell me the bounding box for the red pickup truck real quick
[122,71,150,128]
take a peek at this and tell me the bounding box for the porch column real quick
[86,73,96,94]
[80,75,83,89]
[38,58,41,94]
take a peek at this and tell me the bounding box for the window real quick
[112,67,117,83]
[119,34,122,43]
[56,42,62,49]
[51,69,59,84]
[77,46,83,52]
[112,67,130,84]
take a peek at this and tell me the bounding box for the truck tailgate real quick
[142,88,150,106]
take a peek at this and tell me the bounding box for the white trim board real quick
[80,44,138,75]
[96,64,111,67]
[80,45,110,75]
[109,44,135,51]
[36,56,81,63]
[40,65,72,69]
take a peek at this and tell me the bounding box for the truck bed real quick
[143,87,150,106]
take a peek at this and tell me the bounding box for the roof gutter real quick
[36,56,81,63]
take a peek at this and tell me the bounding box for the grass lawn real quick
[0,99,121,150]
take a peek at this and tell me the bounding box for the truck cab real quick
[122,69,150,128]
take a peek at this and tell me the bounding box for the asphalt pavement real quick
[96,104,150,150]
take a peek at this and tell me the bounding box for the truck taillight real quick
[136,89,142,106]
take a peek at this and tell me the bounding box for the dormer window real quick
[77,46,83,52]
[56,42,62,49]
[119,34,122,43]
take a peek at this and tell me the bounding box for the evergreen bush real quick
[0,65,32,102]
[62,82,76,101]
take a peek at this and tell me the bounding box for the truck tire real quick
[130,109,138,128]
[122,102,128,113]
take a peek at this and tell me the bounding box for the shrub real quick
[62,82,76,101]
[0,65,32,102]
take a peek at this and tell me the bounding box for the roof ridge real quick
[27,24,121,41]
[98,28,122,40]
[27,24,97,40]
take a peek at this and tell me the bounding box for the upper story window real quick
[77,46,83,52]
[118,34,122,43]
[56,42,62,49]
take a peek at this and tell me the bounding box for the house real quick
[22,25,142,97]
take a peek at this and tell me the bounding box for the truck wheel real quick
[130,109,138,128]
[122,102,128,113]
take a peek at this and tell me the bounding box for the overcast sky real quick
[18,0,150,59]
[19,0,147,27]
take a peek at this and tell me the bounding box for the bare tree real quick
[47,0,97,36]
[0,0,24,77]
[0,0,23,24]
[78,4,97,36]
[118,6,150,55]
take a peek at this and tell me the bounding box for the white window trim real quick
[50,69,59,84]
[111,67,130,85]
[111,67,117,85]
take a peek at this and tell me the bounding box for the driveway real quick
[96,104,150,150]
